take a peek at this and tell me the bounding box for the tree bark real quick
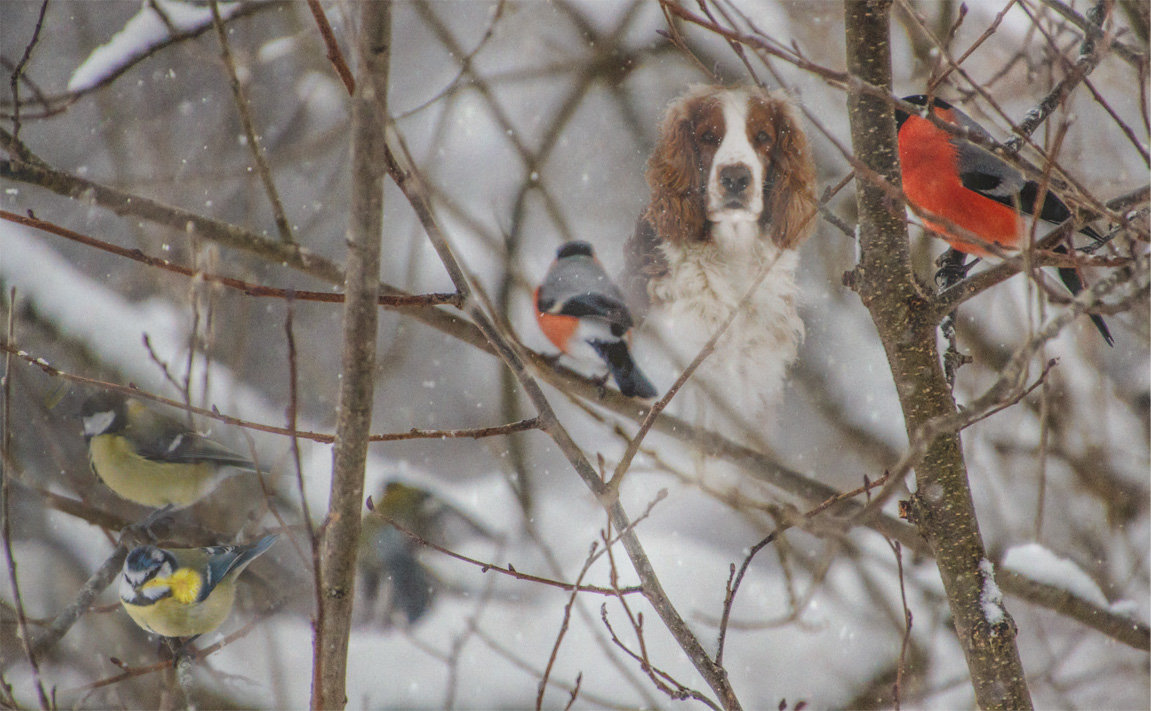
[843,1,1033,708]
[311,2,390,709]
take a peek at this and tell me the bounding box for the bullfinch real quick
[535,241,658,399]
[895,94,1112,345]
[81,391,258,509]
[118,535,277,638]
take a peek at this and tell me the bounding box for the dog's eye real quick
[754,130,771,145]
[700,130,719,145]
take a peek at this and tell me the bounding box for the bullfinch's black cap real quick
[557,241,595,259]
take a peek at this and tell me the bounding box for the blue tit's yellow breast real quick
[121,579,238,638]
[88,434,223,508]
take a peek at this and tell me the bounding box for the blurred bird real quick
[535,241,658,398]
[895,94,1112,345]
[358,524,435,626]
[118,535,277,638]
[359,481,496,626]
[80,391,257,508]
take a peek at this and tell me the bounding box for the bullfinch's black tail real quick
[1056,264,1114,347]
[1053,244,1113,346]
[591,340,658,399]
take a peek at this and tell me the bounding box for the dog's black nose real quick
[719,164,752,195]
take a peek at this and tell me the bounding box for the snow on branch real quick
[67,0,244,93]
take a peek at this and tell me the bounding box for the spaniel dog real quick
[623,85,817,424]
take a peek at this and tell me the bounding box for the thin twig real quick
[0,153,490,352]
[537,541,598,710]
[381,114,740,709]
[1017,0,1149,165]
[0,345,536,446]
[1007,0,1111,151]
[382,505,641,595]
[864,253,1150,520]
[0,2,277,121]
[1,288,51,710]
[284,295,323,630]
[394,1,507,121]
[927,0,1018,92]
[7,0,50,151]
[0,210,464,309]
[888,540,913,711]
[598,602,721,710]
[27,545,128,661]
[67,600,282,695]
[716,473,889,665]
[304,0,355,95]
[209,0,294,244]
[1040,0,1146,66]
[142,334,189,407]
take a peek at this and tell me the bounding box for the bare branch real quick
[1,289,51,709]
[537,541,599,710]
[380,105,742,710]
[304,0,355,95]
[208,0,295,244]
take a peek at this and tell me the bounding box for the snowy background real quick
[1,0,1147,709]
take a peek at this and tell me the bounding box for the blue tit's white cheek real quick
[118,573,139,603]
[83,411,116,437]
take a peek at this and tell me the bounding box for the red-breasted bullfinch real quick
[895,94,1112,346]
[535,241,658,399]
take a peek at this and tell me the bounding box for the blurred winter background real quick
[0,0,1147,708]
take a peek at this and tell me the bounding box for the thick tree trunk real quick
[843,1,1033,708]
[311,2,391,709]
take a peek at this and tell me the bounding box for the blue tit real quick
[80,391,257,508]
[118,535,277,638]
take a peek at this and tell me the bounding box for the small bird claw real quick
[591,373,610,399]
[123,504,175,545]
[934,249,975,289]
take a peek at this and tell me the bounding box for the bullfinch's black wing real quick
[554,291,633,332]
[538,252,634,333]
[943,105,1027,202]
[945,103,1105,244]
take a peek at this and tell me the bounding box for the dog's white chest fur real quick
[645,225,802,423]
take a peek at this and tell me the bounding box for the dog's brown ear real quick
[762,94,818,249]
[644,96,708,245]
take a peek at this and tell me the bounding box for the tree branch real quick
[380,123,743,709]
[311,3,390,708]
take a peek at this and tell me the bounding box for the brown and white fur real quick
[623,85,817,428]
